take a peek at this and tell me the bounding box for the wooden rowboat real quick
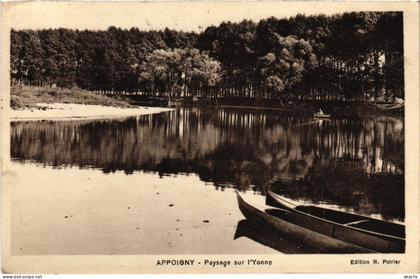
[236,190,374,253]
[266,190,405,253]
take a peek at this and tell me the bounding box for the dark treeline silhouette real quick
[11,12,403,103]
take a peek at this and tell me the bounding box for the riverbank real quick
[9,85,173,121]
[10,85,403,119]
[9,103,173,121]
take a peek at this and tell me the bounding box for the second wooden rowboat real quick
[266,190,405,253]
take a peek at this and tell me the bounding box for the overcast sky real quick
[4,2,396,32]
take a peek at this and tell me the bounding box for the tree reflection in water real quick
[11,107,404,221]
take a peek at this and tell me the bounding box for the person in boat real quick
[317,108,324,115]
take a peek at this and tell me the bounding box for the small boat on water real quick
[313,112,331,118]
[236,191,374,253]
[266,190,405,253]
[313,108,330,118]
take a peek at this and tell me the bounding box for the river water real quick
[9,107,404,254]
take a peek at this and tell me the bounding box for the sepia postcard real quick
[0,1,419,274]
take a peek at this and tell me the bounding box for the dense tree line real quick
[11,12,403,102]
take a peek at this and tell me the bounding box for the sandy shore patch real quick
[9,103,174,121]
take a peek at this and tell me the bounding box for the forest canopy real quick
[10,12,404,102]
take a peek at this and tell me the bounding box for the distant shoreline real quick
[9,85,403,121]
[182,102,404,118]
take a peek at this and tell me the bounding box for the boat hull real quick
[266,190,405,253]
[313,113,330,118]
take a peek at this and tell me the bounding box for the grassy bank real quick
[10,85,134,109]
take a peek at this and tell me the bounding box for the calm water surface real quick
[10,107,404,254]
